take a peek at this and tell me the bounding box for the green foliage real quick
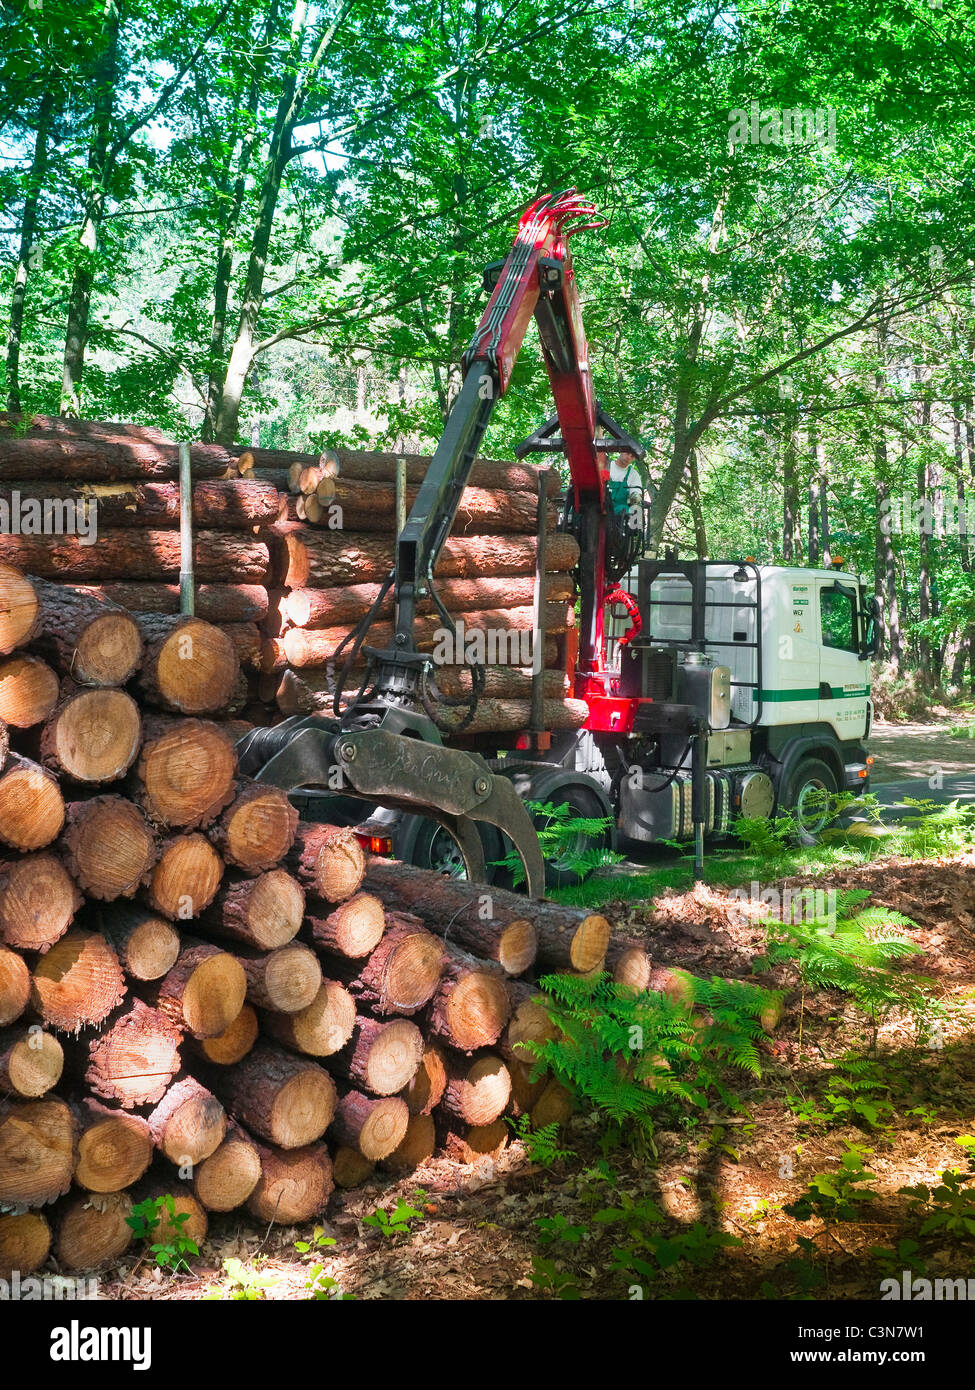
[898,1139,975,1240]
[492,800,623,889]
[786,1053,896,1131]
[207,1259,277,1301]
[295,1228,355,1301]
[125,1195,199,1273]
[362,1198,426,1240]
[527,970,780,1137]
[505,1114,576,1166]
[894,799,975,860]
[590,1192,741,1295]
[785,1146,880,1225]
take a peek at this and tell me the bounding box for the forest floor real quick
[94,848,975,1303]
[869,719,973,784]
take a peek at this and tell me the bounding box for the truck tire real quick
[782,757,839,844]
[531,780,614,890]
[392,814,504,882]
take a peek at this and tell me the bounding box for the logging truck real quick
[237,191,880,892]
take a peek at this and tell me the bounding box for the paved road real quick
[870,772,975,818]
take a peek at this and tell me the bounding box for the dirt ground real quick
[869,719,974,784]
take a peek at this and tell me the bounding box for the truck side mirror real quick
[860,595,881,659]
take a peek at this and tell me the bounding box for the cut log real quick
[328,913,444,1017]
[401,1042,447,1115]
[74,1100,152,1193]
[533,906,610,974]
[0,1096,76,1205]
[531,1078,575,1129]
[263,979,356,1058]
[209,782,297,872]
[30,578,143,686]
[207,1043,336,1148]
[287,823,365,902]
[276,657,563,714]
[307,478,555,536]
[80,581,269,624]
[0,945,30,1025]
[284,573,575,629]
[153,941,244,1038]
[273,528,579,588]
[84,999,182,1108]
[0,529,271,581]
[0,1210,51,1276]
[139,1182,208,1249]
[61,797,157,900]
[0,852,81,951]
[148,1077,226,1166]
[0,652,59,726]
[431,665,570,701]
[330,1017,423,1096]
[437,697,588,736]
[0,717,6,770]
[30,929,126,1032]
[199,870,304,951]
[0,429,232,478]
[39,687,142,783]
[440,1053,511,1127]
[147,833,224,920]
[306,891,384,959]
[55,1190,134,1270]
[239,943,322,1014]
[426,948,511,1052]
[607,941,653,993]
[498,983,558,1067]
[193,1122,261,1211]
[0,413,174,445]
[362,859,536,975]
[0,478,279,530]
[245,1141,333,1223]
[134,716,237,830]
[0,563,40,652]
[380,1111,435,1172]
[137,615,240,715]
[331,450,560,495]
[0,1025,63,1096]
[331,1090,408,1161]
[236,445,318,473]
[331,1145,375,1189]
[0,753,65,850]
[188,1003,258,1066]
[98,903,180,981]
[508,1058,549,1116]
[440,1119,509,1164]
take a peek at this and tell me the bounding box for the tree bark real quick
[305,891,385,959]
[426,946,511,1052]
[205,1041,336,1148]
[328,1016,423,1096]
[76,581,269,623]
[199,869,304,951]
[325,913,444,1016]
[262,978,356,1058]
[284,572,574,629]
[0,529,271,581]
[239,942,321,1014]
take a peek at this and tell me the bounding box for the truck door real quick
[817,579,869,740]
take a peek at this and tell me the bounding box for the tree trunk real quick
[286,823,365,902]
[209,781,298,873]
[199,869,304,951]
[146,833,225,921]
[0,529,271,581]
[31,928,125,1032]
[439,1118,509,1164]
[305,891,385,959]
[5,85,57,412]
[29,578,143,686]
[152,939,244,1038]
[0,1025,63,1096]
[284,572,574,629]
[239,942,321,1014]
[0,1097,76,1206]
[245,1139,333,1222]
[134,716,237,830]
[328,1016,423,1096]
[206,1041,336,1148]
[330,1089,409,1160]
[782,420,799,562]
[0,851,81,950]
[98,902,180,981]
[147,1076,226,1166]
[61,797,157,902]
[327,449,561,495]
[310,479,554,536]
[0,478,279,530]
[40,688,142,784]
[263,978,356,1058]
[0,752,64,850]
[326,913,444,1016]
[440,1052,511,1126]
[77,581,269,623]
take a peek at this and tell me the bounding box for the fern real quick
[492,799,624,887]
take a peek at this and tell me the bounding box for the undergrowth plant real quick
[125,1195,199,1274]
[506,1114,576,1165]
[493,799,624,887]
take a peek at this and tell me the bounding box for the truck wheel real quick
[783,757,839,844]
[392,815,504,882]
[532,782,614,890]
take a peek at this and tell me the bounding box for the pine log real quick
[239,943,322,1014]
[147,833,224,920]
[329,1017,423,1096]
[54,1190,134,1270]
[0,1210,51,1276]
[61,797,157,901]
[0,753,65,850]
[0,717,7,770]
[327,913,444,1017]
[426,946,511,1052]
[207,1043,336,1148]
[188,1003,258,1066]
[331,1090,408,1161]
[193,1121,261,1212]
[153,941,244,1038]
[309,478,557,536]
[245,1140,333,1223]
[380,1111,435,1172]
[0,1096,76,1205]
[306,891,384,959]
[287,823,365,902]
[82,580,269,623]
[401,1042,447,1115]
[0,652,59,726]
[439,1119,509,1165]
[84,999,182,1108]
[137,615,240,715]
[275,656,562,714]
[39,687,142,783]
[0,529,271,581]
[148,1077,226,1166]
[0,413,174,445]
[508,1058,549,1116]
[440,1053,511,1126]
[281,603,570,669]
[0,562,40,652]
[210,781,298,872]
[31,929,126,1032]
[0,1025,63,1096]
[0,478,279,530]
[531,1077,575,1129]
[0,428,232,478]
[331,1146,375,1188]
[134,716,237,830]
[73,1099,152,1193]
[236,446,318,474]
[362,859,536,976]
[607,940,653,992]
[29,577,143,686]
[0,945,30,1025]
[98,903,180,981]
[199,870,304,951]
[137,1181,208,1249]
[285,576,574,631]
[272,528,579,588]
[437,697,588,736]
[329,450,561,495]
[498,982,559,1067]
[262,979,356,1058]
[431,665,570,701]
[0,852,81,951]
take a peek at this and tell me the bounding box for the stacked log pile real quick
[0,556,647,1279]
